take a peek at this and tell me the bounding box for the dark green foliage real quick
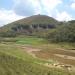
[0,31,16,37]
[0,23,56,37]
[48,21,75,42]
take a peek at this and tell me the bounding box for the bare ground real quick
[19,45,41,58]
[17,45,75,71]
[55,54,75,60]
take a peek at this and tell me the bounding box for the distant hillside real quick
[8,14,58,25]
[0,14,59,37]
[48,20,75,42]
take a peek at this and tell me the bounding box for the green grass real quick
[0,43,48,64]
[14,37,75,49]
[16,37,47,45]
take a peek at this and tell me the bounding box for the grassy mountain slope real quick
[7,14,58,25]
[0,15,59,37]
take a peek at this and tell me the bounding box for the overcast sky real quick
[0,0,75,26]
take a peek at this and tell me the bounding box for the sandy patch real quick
[20,46,41,57]
[55,54,75,60]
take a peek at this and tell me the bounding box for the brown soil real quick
[18,45,75,71]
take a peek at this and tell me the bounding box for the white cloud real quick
[71,3,75,9]
[13,0,62,16]
[30,0,42,14]
[13,0,42,15]
[0,9,24,26]
[41,0,62,10]
[56,11,72,21]
[40,0,62,16]
[70,0,75,9]
[13,0,35,16]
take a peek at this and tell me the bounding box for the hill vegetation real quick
[0,14,75,42]
[0,15,59,37]
[48,21,75,42]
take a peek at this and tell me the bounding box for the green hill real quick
[0,14,75,42]
[0,14,59,37]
